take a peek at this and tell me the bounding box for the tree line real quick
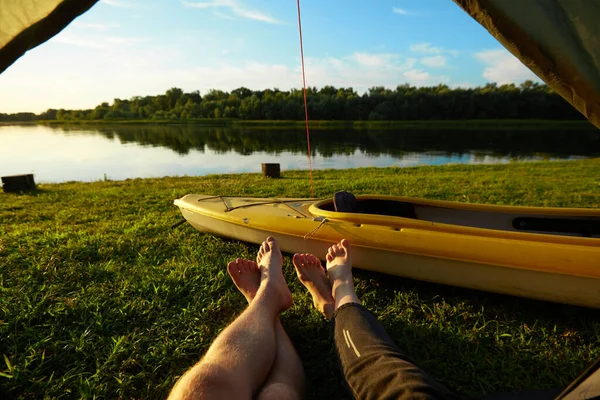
[0,81,585,122]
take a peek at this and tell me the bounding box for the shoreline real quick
[24,157,600,188]
[15,118,596,130]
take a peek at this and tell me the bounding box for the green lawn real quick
[1,159,599,399]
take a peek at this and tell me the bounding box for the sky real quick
[0,0,541,114]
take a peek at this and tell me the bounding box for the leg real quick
[229,254,305,400]
[327,239,459,400]
[168,237,293,400]
[257,320,305,400]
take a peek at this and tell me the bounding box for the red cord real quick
[296,0,314,198]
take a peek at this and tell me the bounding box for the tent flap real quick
[0,0,99,73]
[453,0,600,129]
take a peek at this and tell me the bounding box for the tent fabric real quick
[556,357,600,399]
[0,0,98,73]
[453,0,600,129]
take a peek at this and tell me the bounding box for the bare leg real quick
[168,237,293,400]
[257,320,305,400]
[293,253,335,319]
[227,255,305,400]
[325,239,361,310]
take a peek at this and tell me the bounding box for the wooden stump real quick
[261,163,280,178]
[2,174,36,193]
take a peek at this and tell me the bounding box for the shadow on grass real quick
[0,385,15,400]
[287,269,599,400]
[1,188,50,197]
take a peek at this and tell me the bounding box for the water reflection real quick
[54,124,600,159]
[0,124,598,183]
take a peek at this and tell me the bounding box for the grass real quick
[1,159,600,399]
[34,118,596,130]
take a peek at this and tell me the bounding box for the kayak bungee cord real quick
[296,0,314,198]
[196,195,313,218]
[224,199,311,218]
[193,195,330,237]
[304,216,329,239]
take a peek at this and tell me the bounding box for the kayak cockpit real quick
[312,192,600,238]
[318,197,418,219]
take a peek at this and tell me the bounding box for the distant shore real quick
[20,118,597,130]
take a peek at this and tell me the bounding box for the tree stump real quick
[2,174,36,193]
[261,163,280,178]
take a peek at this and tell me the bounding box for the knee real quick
[258,383,302,400]
[169,363,249,400]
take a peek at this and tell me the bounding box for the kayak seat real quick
[334,191,358,212]
[332,191,417,219]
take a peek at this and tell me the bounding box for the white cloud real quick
[302,54,420,89]
[410,43,442,53]
[410,43,458,57]
[403,69,450,86]
[214,10,235,20]
[183,0,281,24]
[52,35,105,49]
[71,22,120,31]
[105,37,148,46]
[52,33,148,50]
[474,49,540,84]
[350,53,400,67]
[0,47,455,113]
[420,55,446,68]
[451,82,478,89]
[392,7,419,16]
[100,0,139,8]
[169,55,440,94]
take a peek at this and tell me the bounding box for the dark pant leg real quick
[333,303,460,400]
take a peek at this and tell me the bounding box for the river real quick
[1,124,598,183]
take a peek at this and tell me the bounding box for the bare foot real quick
[293,253,334,320]
[326,239,361,310]
[227,258,260,304]
[256,237,293,311]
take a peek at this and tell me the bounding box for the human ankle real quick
[327,267,352,282]
[334,294,361,310]
[332,279,357,302]
[331,278,353,291]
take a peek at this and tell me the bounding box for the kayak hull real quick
[175,194,600,309]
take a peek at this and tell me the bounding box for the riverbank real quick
[1,160,599,399]
[34,118,596,130]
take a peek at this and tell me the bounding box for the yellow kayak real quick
[174,193,600,308]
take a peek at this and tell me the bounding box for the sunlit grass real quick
[1,159,599,399]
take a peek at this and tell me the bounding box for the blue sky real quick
[0,0,540,113]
